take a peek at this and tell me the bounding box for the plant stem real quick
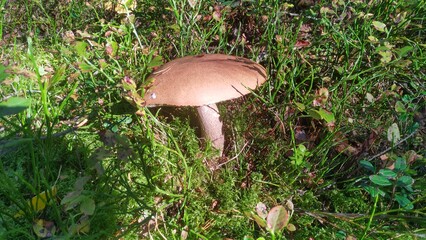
[362,193,379,239]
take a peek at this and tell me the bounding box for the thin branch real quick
[40,118,88,139]
[367,129,419,162]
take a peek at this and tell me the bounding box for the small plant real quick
[245,201,296,239]
[360,156,415,210]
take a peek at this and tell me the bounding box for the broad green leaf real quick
[80,197,95,215]
[395,101,406,113]
[74,176,91,191]
[360,160,375,172]
[394,157,407,172]
[266,206,289,233]
[369,175,392,186]
[294,102,305,111]
[308,109,335,123]
[308,109,321,120]
[61,191,87,211]
[404,185,414,192]
[395,194,413,210]
[397,176,414,187]
[387,123,400,144]
[0,64,9,83]
[148,55,164,69]
[74,41,88,58]
[363,185,386,197]
[379,169,397,178]
[78,62,95,73]
[317,108,335,123]
[372,21,387,32]
[0,97,31,117]
[397,46,413,58]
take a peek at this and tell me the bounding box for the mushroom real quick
[143,54,267,155]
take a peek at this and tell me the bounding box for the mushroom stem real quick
[196,104,225,155]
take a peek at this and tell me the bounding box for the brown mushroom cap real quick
[143,54,267,106]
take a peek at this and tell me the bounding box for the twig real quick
[40,118,88,139]
[216,141,250,169]
[367,129,419,162]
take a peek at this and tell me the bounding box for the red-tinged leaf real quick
[294,40,310,48]
[267,206,289,233]
[256,202,268,219]
[33,219,56,238]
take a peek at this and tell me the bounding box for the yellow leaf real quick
[15,187,57,218]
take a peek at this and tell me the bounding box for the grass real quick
[0,0,425,239]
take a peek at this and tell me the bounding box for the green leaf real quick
[395,101,406,113]
[379,169,397,178]
[266,206,289,233]
[397,46,413,58]
[387,123,400,144]
[74,41,88,58]
[80,197,95,215]
[49,65,66,89]
[61,191,84,211]
[379,50,392,63]
[78,62,95,73]
[394,157,407,172]
[245,211,266,228]
[397,176,413,187]
[308,109,321,120]
[369,175,392,186]
[404,185,414,192]
[286,223,296,232]
[360,160,375,172]
[0,97,31,117]
[294,102,305,111]
[0,64,9,83]
[363,185,386,197]
[148,55,164,69]
[308,109,335,123]
[372,21,387,32]
[395,194,413,210]
[317,108,335,123]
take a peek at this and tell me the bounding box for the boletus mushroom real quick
[143,54,267,155]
